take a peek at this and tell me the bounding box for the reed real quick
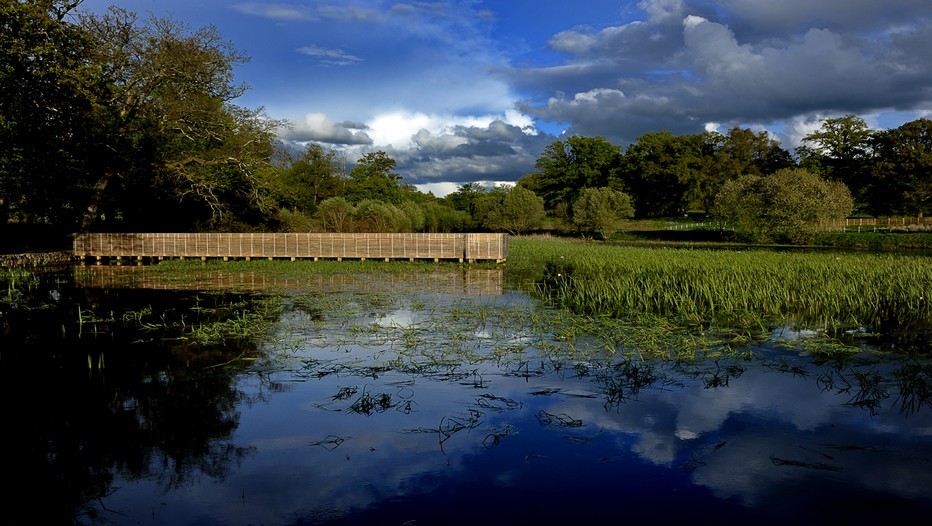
[512,237,931,335]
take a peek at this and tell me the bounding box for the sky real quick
[76,0,932,197]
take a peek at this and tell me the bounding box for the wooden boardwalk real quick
[73,233,508,264]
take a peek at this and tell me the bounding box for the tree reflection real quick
[1,274,265,524]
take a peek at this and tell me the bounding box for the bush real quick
[713,168,853,244]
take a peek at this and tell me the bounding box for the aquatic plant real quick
[516,237,931,338]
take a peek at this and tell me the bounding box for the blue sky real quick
[77,0,932,196]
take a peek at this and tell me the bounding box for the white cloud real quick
[413,182,460,198]
[639,0,685,23]
[366,110,539,150]
[297,45,363,66]
[232,2,314,21]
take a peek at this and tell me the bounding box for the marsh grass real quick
[511,237,931,340]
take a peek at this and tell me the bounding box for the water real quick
[2,265,931,525]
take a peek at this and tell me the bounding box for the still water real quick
[2,265,931,525]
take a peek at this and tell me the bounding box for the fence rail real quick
[833,217,932,229]
[73,233,508,264]
[664,217,930,232]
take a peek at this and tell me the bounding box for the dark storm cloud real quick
[506,0,932,146]
[394,120,557,185]
[278,114,373,145]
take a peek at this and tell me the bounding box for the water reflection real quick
[74,265,505,295]
[2,268,931,524]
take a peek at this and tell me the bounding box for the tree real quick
[398,200,426,232]
[867,118,932,217]
[713,168,853,244]
[689,128,794,214]
[346,151,403,204]
[0,0,97,227]
[352,199,404,232]
[76,6,281,231]
[444,182,485,213]
[620,131,705,217]
[278,144,344,213]
[720,127,794,176]
[572,187,635,239]
[521,136,621,215]
[315,197,354,232]
[421,201,468,233]
[799,114,873,207]
[474,185,545,235]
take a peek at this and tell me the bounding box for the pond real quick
[2,263,931,525]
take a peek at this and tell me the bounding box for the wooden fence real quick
[665,217,930,232]
[832,217,931,230]
[73,233,508,264]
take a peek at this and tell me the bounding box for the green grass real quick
[508,237,931,336]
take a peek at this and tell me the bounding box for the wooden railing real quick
[73,233,508,263]
[832,217,931,230]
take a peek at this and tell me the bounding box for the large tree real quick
[520,136,622,217]
[346,150,403,204]
[315,196,354,233]
[620,131,706,217]
[867,118,932,217]
[691,128,795,213]
[278,144,345,213]
[77,6,281,230]
[0,0,96,227]
[798,114,873,208]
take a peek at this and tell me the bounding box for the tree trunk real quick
[80,171,115,232]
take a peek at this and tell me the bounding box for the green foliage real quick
[398,200,426,232]
[277,144,345,213]
[443,182,487,228]
[77,6,283,230]
[867,118,932,217]
[0,0,97,226]
[693,128,794,212]
[273,208,316,233]
[713,168,854,244]
[474,185,545,234]
[0,2,283,231]
[353,199,405,232]
[420,201,469,233]
[620,131,703,217]
[521,136,621,216]
[315,197,354,233]
[346,151,403,204]
[799,114,873,205]
[572,187,635,239]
